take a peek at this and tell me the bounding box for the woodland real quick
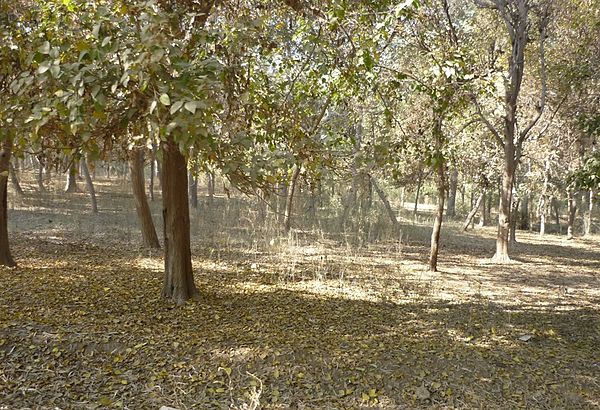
[0,0,599,409]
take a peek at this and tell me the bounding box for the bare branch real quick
[472,97,504,147]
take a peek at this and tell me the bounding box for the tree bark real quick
[567,189,576,240]
[463,192,484,231]
[284,164,301,233]
[207,171,215,206]
[36,156,46,192]
[509,198,520,244]
[9,160,24,196]
[0,138,16,267]
[130,149,160,249]
[539,193,546,236]
[446,169,458,217]
[493,143,517,262]
[413,171,424,223]
[81,157,98,213]
[478,191,487,227]
[161,137,197,304]
[188,172,198,209]
[584,189,593,236]
[370,175,399,229]
[149,144,156,201]
[64,160,79,193]
[429,159,445,272]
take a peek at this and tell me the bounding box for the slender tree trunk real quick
[207,171,214,206]
[519,193,529,229]
[446,169,458,218]
[493,143,516,262]
[479,191,487,227]
[161,137,197,304]
[149,146,156,201]
[64,160,79,193]
[81,157,98,213]
[371,175,399,229]
[0,138,16,267]
[584,189,593,236]
[130,149,160,249]
[509,198,520,244]
[463,192,484,231]
[9,161,24,196]
[429,161,445,272]
[36,156,46,192]
[413,171,424,222]
[551,196,560,229]
[539,194,546,236]
[284,164,301,233]
[188,172,198,209]
[567,189,576,240]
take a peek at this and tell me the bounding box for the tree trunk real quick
[161,137,197,304]
[479,191,487,227]
[519,193,529,230]
[509,198,520,244]
[0,138,16,267]
[371,175,399,229]
[81,157,98,213]
[9,160,24,196]
[493,144,517,262]
[429,162,445,272]
[130,149,160,249]
[207,171,214,206]
[539,193,546,236]
[188,172,198,209]
[463,192,484,231]
[446,169,458,218]
[413,171,424,223]
[149,145,156,201]
[584,189,593,236]
[64,160,79,193]
[551,196,560,229]
[284,164,301,233]
[36,156,46,192]
[567,189,576,240]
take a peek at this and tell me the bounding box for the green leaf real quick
[151,48,165,63]
[38,41,50,55]
[50,65,60,78]
[37,61,51,74]
[170,100,184,114]
[184,101,197,114]
[160,94,171,106]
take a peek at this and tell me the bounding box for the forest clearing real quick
[2,0,600,408]
[1,176,599,409]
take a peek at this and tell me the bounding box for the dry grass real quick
[1,174,599,409]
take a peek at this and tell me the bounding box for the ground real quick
[0,178,599,409]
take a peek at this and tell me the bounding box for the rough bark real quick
[370,175,399,229]
[284,164,301,233]
[161,137,197,304]
[446,169,458,217]
[493,143,517,262]
[9,160,24,196]
[463,192,484,231]
[64,160,79,193]
[130,149,160,249]
[0,138,16,267]
[81,157,98,213]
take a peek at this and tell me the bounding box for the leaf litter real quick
[0,193,599,409]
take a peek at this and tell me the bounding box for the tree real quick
[474,0,551,261]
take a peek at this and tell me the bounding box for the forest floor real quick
[1,179,599,409]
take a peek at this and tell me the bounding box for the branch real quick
[518,10,548,146]
[472,96,504,147]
